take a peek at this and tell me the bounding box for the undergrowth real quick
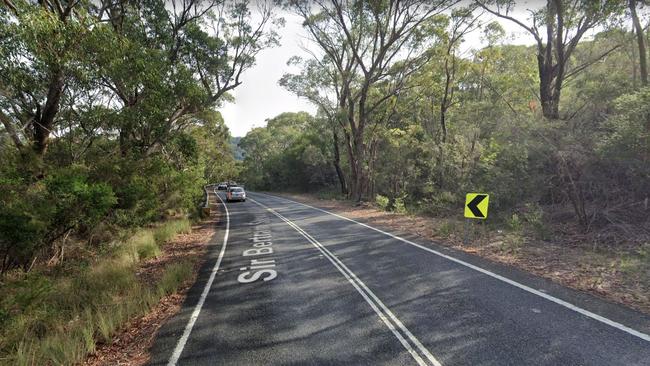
[0,219,194,366]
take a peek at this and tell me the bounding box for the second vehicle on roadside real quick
[226,186,246,202]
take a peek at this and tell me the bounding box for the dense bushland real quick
[0,219,193,365]
[240,1,649,244]
[0,0,278,361]
[0,0,279,274]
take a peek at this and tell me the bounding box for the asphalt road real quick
[149,190,650,366]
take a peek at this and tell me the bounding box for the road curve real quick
[148,190,650,366]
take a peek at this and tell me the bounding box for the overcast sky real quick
[218,2,547,137]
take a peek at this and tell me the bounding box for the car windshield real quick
[231,188,244,192]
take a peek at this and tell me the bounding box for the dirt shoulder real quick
[84,214,219,366]
[276,192,650,316]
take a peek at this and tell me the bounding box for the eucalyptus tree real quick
[0,0,97,158]
[475,0,625,119]
[437,7,481,143]
[280,56,349,194]
[92,0,282,156]
[628,0,648,86]
[0,0,281,161]
[289,0,457,201]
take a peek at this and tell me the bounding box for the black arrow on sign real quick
[467,194,487,218]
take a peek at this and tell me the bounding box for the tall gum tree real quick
[0,0,90,158]
[289,0,456,201]
[629,0,648,86]
[280,56,350,195]
[92,0,281,157]
[475,0,624,119]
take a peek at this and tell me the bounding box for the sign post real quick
[463,193,489,245]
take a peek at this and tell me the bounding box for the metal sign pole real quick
[463,219,469,246]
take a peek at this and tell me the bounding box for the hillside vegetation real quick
[0,0,278,363]
[239,2,650,277]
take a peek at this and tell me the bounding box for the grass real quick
[158,262,193,296]
[0,219,195,366]
[128,230,160,262]
[620,245,650,275]
[153,219,192,245]
[436,218,461,238]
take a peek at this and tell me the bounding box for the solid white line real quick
[250,198,441,366]
[252,192,650,343]
[167,188,231,365]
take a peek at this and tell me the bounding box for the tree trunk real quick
[350,137,366,202]
[342,129,358,200]
[332,129,348,195]
[538,1,562,120]
[538,50,561,119]
[440,105,447,143]
[541,92,561,119]
[630,0,648,86]
[33,70,65,156]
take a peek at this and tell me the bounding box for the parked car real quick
[226,186,246,202]
[217,183,227,190]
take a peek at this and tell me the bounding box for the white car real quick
[217,183,227,191]
[226,186,246,202]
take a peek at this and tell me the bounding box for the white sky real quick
[218,2,555,137]
[219,13,317,137]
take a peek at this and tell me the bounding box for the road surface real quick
[149,190,650,365]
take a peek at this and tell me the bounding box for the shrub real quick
[375,195,390,210]
[130,231,160,261]
[0,167,117,274]
[508,213,523,232]
[437,219,459,238]
[393,196,407,214]
[522,203,550,240]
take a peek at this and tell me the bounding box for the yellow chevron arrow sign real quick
[464,193,489,219]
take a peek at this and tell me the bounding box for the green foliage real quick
[153,219,192,245]
[0,166,116,271]
[375,195,390,211]
[522,203,550,240]
[393,197,407,214]
[508,214,523,232]
[0,0,276,274]
[501,232,525,254]
[268,5,646,238]
[239,112,336,191]
[158,261,193,296]
[599,87,650,197]
[0,221,196,365]
[437,220,460,238]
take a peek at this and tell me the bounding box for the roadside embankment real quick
[0,190,221,366]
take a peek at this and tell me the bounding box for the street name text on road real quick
[238,215,278,283]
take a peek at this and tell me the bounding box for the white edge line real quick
[252,192,650,343]
[250,198,441,366]
[167,188,230,365]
